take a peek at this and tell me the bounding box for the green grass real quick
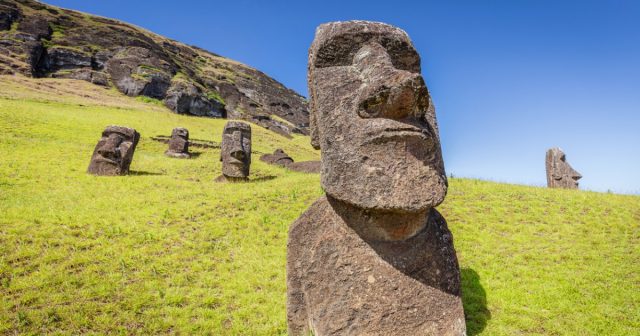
[0,76,639,335]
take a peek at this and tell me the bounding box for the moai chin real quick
[165,127,190,159]
[217,121,251,182]
[87,125,140,176]
[546,147,582,189]
[287,21,466,335]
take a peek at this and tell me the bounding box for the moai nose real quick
[98,135,122,159]
[354,43,428,120]
[231,149,246,161]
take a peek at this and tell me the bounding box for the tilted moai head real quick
[260,148,294,167]
[220,121,251,180]
[308,20,447,212]
[165,127,190,158]
[546,147,582,189]
[87,126,140,176]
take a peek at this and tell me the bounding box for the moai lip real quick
[286,21,465,336]
[217,121,251,182]
[546,147,582,189]
[165,127,190,159]
[87,125,140,176]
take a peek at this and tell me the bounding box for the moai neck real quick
[327,195,429,242]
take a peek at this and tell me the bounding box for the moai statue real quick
[546,147,582,189]
[287,21,465,335]
[87,125,140,176]
[260,148,294,167]
[217,121,251,182]
[165,127,190,158]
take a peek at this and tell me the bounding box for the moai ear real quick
[309,95,320,150]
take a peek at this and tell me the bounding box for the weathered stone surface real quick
[87,125,140,176]
[287,21,464,335]
[164,80,225,117]
[260,148,294,167]
[0,0,310,136]
[546,147,582,189]
[165,127,190,158]
[218,121,251,181]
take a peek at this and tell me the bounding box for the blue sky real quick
[44,0,640,194]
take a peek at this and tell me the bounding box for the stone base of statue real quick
[165,150,190,159]
[215,175,248,183]
[287,196,466,336]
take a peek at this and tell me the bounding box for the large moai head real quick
[165,127,190,158]
[220,121,251,179]
[546,147,582,189]
[308,21,447,212]
[87,126,140,176]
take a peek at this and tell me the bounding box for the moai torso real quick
[546,147,582,189]
[218,121,251,182]
[165,127,190,158]
[287,21,465,336]
[87,125,140,176]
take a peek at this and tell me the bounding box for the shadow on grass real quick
[188,151,203,159]
[129,170,163,176]
[249,175,277,182]
[461,268,491,335]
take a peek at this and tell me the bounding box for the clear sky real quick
[44,0,640,194]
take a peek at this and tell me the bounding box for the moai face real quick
[166,127,189,158]
[220,121,251,179]
[308,21,447,212]
[546,147,582,189]
[87,126,140,176]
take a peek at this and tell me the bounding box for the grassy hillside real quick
[1,76,639,335]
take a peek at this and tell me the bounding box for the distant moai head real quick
[220,121,251,179]
[87,125,140,176]
[546,147,582,189]
[308,21,447,212]
[260,148,294,167]
[166,127,190,158]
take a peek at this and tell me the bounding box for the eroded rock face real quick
[165,127,189,158]
[218,121,251,181]
[287,21,465,335]
[546,147,582,189]
[260,148,294,167]
[0,0,309,136]
[87,125,140,176]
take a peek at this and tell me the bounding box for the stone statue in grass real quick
[217,121,251,182]
[546,147,582,189]
[260,148,294,167]
[165,127,190,158]
[286,21,466,335]
[87,125,140,176]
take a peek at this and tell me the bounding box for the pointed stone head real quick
[220,121,251,179]
[87,125,140,176]
[308,21,447,212]
[166,127,190,158]
[546,147,582,189]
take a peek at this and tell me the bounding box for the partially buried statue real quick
[546,147,582,189]
[287,21,465,335]
[87,125,140,176]
[165,127,190,158]
[217,121,251,182]
[260,148,294,167]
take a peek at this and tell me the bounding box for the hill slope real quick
[0,76,639,335]
[0,0,309,137]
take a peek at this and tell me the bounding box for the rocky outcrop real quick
[0,0,309,136]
